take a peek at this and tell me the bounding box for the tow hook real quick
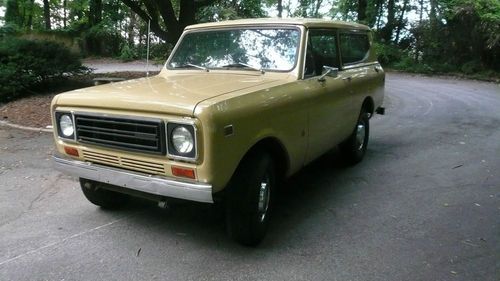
[376,107,386,115]
[158,199,169,209]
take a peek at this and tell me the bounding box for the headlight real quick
[60,115,74,137]
[167,123,196,159]
[172,126,194,154]
[56,112,75,139]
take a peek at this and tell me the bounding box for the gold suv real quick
[52,18,385,246]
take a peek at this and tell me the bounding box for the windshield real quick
[168,28,300,72]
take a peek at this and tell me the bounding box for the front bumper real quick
[53,155,213,203]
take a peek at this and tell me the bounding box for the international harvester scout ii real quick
[52,18,385,246]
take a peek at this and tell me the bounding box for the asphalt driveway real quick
[83,59,163,73]
[0,73,498,281]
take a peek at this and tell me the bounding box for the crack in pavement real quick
[0,215,131,267]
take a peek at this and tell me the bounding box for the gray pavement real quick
[83,59,164,73]
[0,73,499,281]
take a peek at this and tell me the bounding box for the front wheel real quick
[339,109,370,165]
[226,152,275,246]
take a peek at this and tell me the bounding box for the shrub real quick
[0,23,19,40]
[0,38,88,102]
[149,42,173,61]
[119,44,138,62]
[82,24,123,57]
[373,42,403,66]
[460,60,485,74]
[393,56,435,73]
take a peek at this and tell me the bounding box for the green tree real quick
[5,0,22,26]
[43,0,50,29]
[121,0,216,45]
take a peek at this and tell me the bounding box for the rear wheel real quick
[339,108,370,165]
[80,178,128,209]
[226,152,275,246]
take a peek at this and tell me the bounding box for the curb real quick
[0,120,53,133]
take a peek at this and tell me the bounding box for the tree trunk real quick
[395,0,409,43]
[121,0,216,45]
[89,0,103,26]
[314,0,322,18]
[88,0,104,55]
[299,0,308,17]
[375,0,383,30]
[179,0,195,30]
[381,0,395,42]
[277,0,283,18]
[419,0,424,23]
[5,0,20,26]
[429,0,438,29]
[63,0,67,28]
[43,0,51,30]
[357,0,367,22]
[27,0,35,29]
[128,10,136,46]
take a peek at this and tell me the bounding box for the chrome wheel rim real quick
[355,121,366,151]
[258,176,271,222]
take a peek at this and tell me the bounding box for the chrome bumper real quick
[53,155,213,203]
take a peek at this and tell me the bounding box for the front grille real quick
[82,150,167,175]
[82,150,120,166]
[75,114,165,155]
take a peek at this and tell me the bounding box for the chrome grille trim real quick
[74,113,165,155]
[82,150,167,176]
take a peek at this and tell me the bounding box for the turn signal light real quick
[64,146,79,157]
[171,166,195,179]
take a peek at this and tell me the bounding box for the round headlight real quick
[59,114,74,137]
[172,126,194,154]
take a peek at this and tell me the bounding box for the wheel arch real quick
[362,96,375,116]
[239,137,290,182]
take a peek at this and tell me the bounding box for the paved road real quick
[83,59,163,73]
[0,73,499,281]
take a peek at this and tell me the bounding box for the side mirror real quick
[318,66,339,82]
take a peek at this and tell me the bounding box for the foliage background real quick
[0,0,499,82]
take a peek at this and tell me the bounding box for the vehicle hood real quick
[55,73,285,116]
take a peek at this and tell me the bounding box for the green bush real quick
[0,23,19,40]
[82,24,123,57]
[373,42,403,66]
[393,56,435,73]
[149,43,173,61]
[460,60,485,74]
[119,44,138,62]
[0,38,88,102]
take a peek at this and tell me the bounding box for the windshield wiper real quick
[175,63,209,72]
[223,62,265,74]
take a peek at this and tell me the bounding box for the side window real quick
[339,33,370,65]
[304,29,339,78]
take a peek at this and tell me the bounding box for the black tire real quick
[226,151,275,246]
[339,108,370,165]
[79,178,128,209]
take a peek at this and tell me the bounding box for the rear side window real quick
[340,33,370,65]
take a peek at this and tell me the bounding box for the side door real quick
[301,29,357,164]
